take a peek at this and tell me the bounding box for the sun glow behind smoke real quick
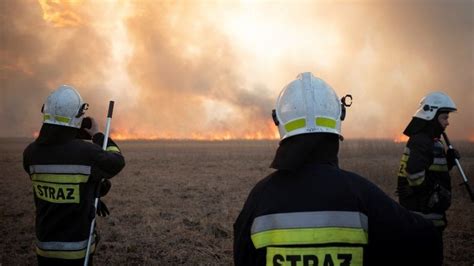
[1,1,472,140]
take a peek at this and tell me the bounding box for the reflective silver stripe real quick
[251,211,368,234]
[432,158,447,165]
[433,141,444,148]
[37,239,93,251]
[412,211,444,220]
[29,165,91,175]
[408,170,425,180]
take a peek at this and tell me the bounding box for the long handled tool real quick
[442,132,474,202]
[84,101,115,265]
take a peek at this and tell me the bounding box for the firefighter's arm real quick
[405,134,432,186]
[365,182,442,266]
[446,148,460,170]
[233,189,260,265]
[22,145,31,173]
[90,132,125,178]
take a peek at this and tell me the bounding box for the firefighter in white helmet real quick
[234,72,442,266]
[397,91,459,263]
[23,85,125,265]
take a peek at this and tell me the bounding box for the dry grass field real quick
[1,138,473,265]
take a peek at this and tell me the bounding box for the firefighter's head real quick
[41,85,89,129]
[414,91,457,131]
[403,92,457,137]
[413,92,457,122]
[270,72,352,170]
[271,72,351,141]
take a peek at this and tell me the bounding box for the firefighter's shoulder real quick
[407,133,433,148]
[338,168,391,202]
[71,138,104,153]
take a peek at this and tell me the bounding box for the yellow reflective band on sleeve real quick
[36,243,95,260]
[401,154,409,162]
[315,117,336,129]
[398,162,408,177]
[428,164,448,172]
[284,118,306,132]
[106,146,120,153]
[407,170,425,186]
[31,174,89,184]
[33,181,80,204]
[398,158,409,178]
[251,227,368,249]
[266,246,363,266]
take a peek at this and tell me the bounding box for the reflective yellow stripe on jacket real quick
[106,145,121,153]
[399,145,449,186]
[251,211,368,266]
[399,147,425,186]
[251,211,368,248]
[29,165,91,204]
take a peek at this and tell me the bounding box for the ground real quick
[1,139,473,265]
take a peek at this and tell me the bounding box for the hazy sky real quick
[1,0,472,140]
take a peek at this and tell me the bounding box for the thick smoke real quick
[0,0,472,140]
[0,0,112,136]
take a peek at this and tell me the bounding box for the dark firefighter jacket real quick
[234,134,442,266]
[23,127,125,260]
[397,132,453,227]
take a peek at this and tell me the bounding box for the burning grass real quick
[0,139,473,265]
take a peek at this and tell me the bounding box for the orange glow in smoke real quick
[33,131,39,138]
[38,0,84,28]
[469,134,474,143]
[393,134,409,143]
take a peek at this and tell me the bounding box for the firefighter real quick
[397,91,459,261]
[233,72,442,266]
[23,85,125,265]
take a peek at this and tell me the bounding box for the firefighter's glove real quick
[446,148,460,170]
[427,184,451,213]
[447,148,460,160]
[96,199,110,217]
[99,179,112,197]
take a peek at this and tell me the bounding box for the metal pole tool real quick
[84,101,115,265]
[442,132,474,202]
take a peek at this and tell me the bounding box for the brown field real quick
[1,138,473,265]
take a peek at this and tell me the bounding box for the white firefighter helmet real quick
[413,91,457,121]
[272,72,350,140]
[42,85,88,128]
